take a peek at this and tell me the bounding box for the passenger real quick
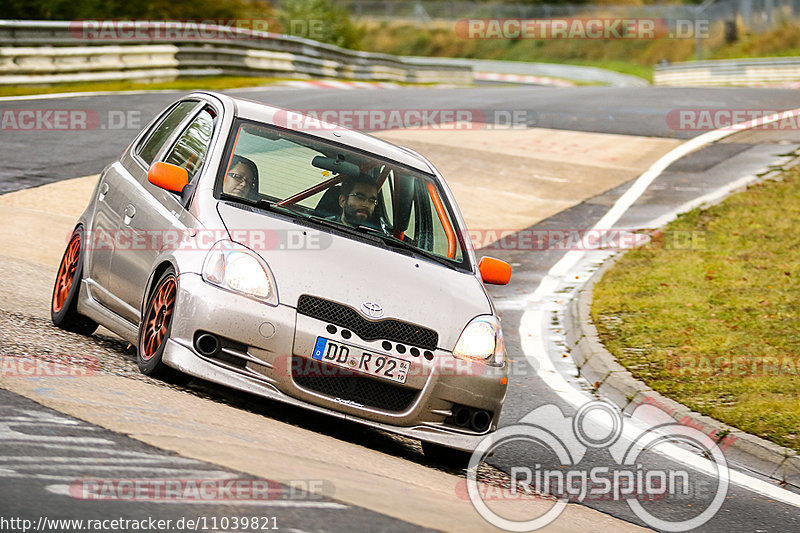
[335,176,379,228]
[222,155,259,200]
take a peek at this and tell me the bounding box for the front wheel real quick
[51,227,98,335]
[137,268,183,381]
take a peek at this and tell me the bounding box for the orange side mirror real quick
[479,256,512,285]
[148,162,189,193]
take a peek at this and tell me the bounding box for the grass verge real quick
[0,76,441,98]
[0,76,295,98]
[591,166,800,451]
[360,20,800,82]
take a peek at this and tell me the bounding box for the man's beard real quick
[343,204,370,226]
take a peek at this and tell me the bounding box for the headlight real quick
[453,315,506,367]
[202,240,278,305]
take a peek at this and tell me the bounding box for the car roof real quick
[193,91,436,174]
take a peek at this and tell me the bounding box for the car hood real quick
[216,202,491,350]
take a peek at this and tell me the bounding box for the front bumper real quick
[164,273,508,452]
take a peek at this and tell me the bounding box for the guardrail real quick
[0,20,652,88]
[406,57,648,87]
[655,56,800,87]
[0,20,472,85]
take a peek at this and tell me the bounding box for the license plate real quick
[312,337,410,384]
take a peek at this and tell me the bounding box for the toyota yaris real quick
[51,91,512,461]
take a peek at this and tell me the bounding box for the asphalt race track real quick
[1,85,800,532]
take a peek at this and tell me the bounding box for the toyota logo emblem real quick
[361,302,384,318]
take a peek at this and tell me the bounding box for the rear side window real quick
[138,101,197,166]
[164,108,215,182]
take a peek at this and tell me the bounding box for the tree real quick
[5,0,248,20]
[278,0,365,49]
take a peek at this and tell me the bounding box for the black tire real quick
[422,441,474,469]
[137,268,185,382]
[51,227,99,336]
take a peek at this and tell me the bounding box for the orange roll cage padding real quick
[222,127,243,185]
[426,182,456,259]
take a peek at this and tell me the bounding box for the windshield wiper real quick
[221,195,387,246]
[219,196,459,268]
[301,214,391,245]
[220,193,299,218]
[353,225,458,270]
[256,198,302,217]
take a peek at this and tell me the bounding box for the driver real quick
[336,176,379,228]
[222,155,259,200]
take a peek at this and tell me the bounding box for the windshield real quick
[216,120,467,267]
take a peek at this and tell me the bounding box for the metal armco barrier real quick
[655,56,800,87]
[0,20,472,85]
[0,44,181,85]
[9,20,796,88]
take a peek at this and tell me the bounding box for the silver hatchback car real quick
[51,91,512,461]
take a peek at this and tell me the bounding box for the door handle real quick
[98,182,109,201]
[123,204,136,224]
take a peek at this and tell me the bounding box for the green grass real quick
[0,76,296,98]
[591,167,800,451]
[360,19,676,81]
[0,75,443,98]
[711,23,800,60]
[359,19,800,82]
[533,59,655,82]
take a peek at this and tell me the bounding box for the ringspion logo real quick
[466,401,729,531]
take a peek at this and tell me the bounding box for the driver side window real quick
[138,101,197,166]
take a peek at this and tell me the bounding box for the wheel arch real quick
[141,260,179,318]
[67,222,90,280]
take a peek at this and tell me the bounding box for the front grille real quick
[297,295,438,350]
[292,357,418,412]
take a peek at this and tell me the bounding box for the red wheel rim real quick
[52,234,81,313]
[140,275,176,361]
